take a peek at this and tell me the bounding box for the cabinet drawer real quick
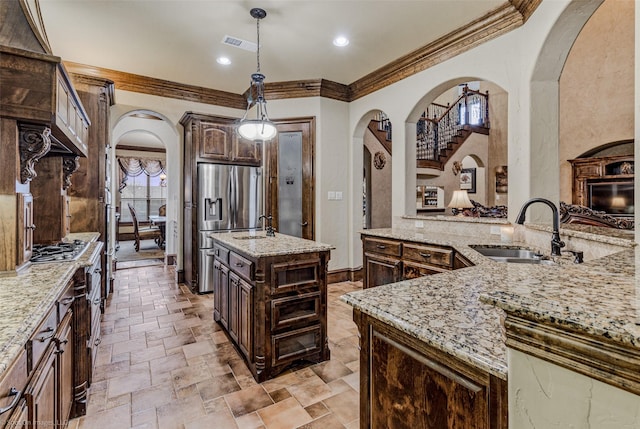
[403,243,453,268]
[403,261,448,279]
[271,258,320,293]
[230,252,253,281]
[28,308,57,373]
[57,282,75,322]
[271,292,321,331]
[363,237,402,257]
[272,324,322,366]
[0,350,27,428]
[213,243,229,264]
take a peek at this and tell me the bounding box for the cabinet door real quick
[20,193,34,265]
[26,346,57,429]
[364,253,401,289]
[403,261,446,279]
[228,272,240,343]
[218,264,229,329]
[369,328,488,429]
[198,122,231,162]
[57,312,74,423]
[233,136,261,165]
[213,260,221,321]
[237,277,253,358]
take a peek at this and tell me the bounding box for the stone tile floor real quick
[68,264,362,429]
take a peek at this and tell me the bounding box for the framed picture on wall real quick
[460,168,476,193]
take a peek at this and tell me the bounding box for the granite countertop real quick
[342,227,637,380]
[0,233,102,378]
[210,230,334,258]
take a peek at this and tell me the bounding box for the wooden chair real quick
[158,204,166,216]
[127,203,161,251]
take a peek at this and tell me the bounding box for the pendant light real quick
[237,8,277,142]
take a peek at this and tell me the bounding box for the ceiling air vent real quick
[221,35,257,52]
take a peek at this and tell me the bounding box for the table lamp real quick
[448,190,474,216]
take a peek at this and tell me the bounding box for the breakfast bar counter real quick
[342,223,637,428]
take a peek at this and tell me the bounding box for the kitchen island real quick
[343,222,637,428]
[0,232,102,427]
[210,231,333,382]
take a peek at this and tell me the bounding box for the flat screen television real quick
[587,181,634,217]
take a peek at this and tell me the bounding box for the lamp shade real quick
[447,190,473,209]
[238,119,277,141]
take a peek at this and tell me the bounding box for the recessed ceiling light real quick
[333,36,349,47]
[217,56,231,65]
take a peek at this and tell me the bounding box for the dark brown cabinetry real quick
[180,113,262,289]
[362,235,471,289]
[569,155,634,215]
[212,240,330,382]
[354,310,508,429]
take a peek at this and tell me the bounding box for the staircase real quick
[417,85,490,170]
[368,112,392,155]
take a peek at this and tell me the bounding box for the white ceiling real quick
[39,0,503,95]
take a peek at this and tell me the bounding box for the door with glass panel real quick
[265,118,315,240]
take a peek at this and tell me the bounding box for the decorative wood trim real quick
[509,0,543,22]
[68,73,116,106]
[58,1,540,106]
[505,315,640,396]
[116,144,166,153]
[62,155,80,190]
[265,79,350,102]
[348,3,525,100]
[63,61,247,110]
[18,122,51,184]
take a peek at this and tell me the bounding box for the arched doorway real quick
[362,110,392,229]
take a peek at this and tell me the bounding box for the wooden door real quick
[364,253,401,289]
[266,118,315,240]
[218,264,229,330]
[228,272,240,343]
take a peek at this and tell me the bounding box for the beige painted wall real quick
[509,349,640,428]
[363,127,392,229]
[559,0,635,202]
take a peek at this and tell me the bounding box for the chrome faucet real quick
[259,214,276,237]
[515,198,565,256]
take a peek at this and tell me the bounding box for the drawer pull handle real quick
[94,338,102,346]
[419,252,432,258]
[60,297,75,305]
[38,327,55,342]
[376,245,386,249]
[93,298,101,305]
[235,262,244,267]
[0,387,21,415]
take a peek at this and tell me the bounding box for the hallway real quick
[68,264,361,429]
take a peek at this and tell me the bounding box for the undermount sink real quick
[470,245,556,265]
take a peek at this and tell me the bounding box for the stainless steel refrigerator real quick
[198,163,263,293]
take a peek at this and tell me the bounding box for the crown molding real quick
[63,0,539,106]
[63,61,247,110]
[348,1,536,100]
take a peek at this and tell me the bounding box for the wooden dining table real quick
[148,215,166,249]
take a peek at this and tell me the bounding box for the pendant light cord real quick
[256,16,261,74]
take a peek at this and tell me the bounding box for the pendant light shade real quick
[237,8,277,142]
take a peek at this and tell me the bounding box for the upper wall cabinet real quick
[0,47,90,158]
[181,112,262,166]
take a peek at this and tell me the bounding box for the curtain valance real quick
[117,157,165,191]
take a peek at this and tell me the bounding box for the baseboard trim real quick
[328,267,362,284]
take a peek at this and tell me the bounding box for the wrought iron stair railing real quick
[417,85,490,169]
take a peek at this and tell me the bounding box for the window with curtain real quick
[118,157,166,223]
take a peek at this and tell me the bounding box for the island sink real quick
[470,245,555,265]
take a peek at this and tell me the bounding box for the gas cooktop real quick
[31,240,89,263]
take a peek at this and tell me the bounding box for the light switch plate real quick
[328,191,336,200]
[415,220,424,228]
[335,191,343,200]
